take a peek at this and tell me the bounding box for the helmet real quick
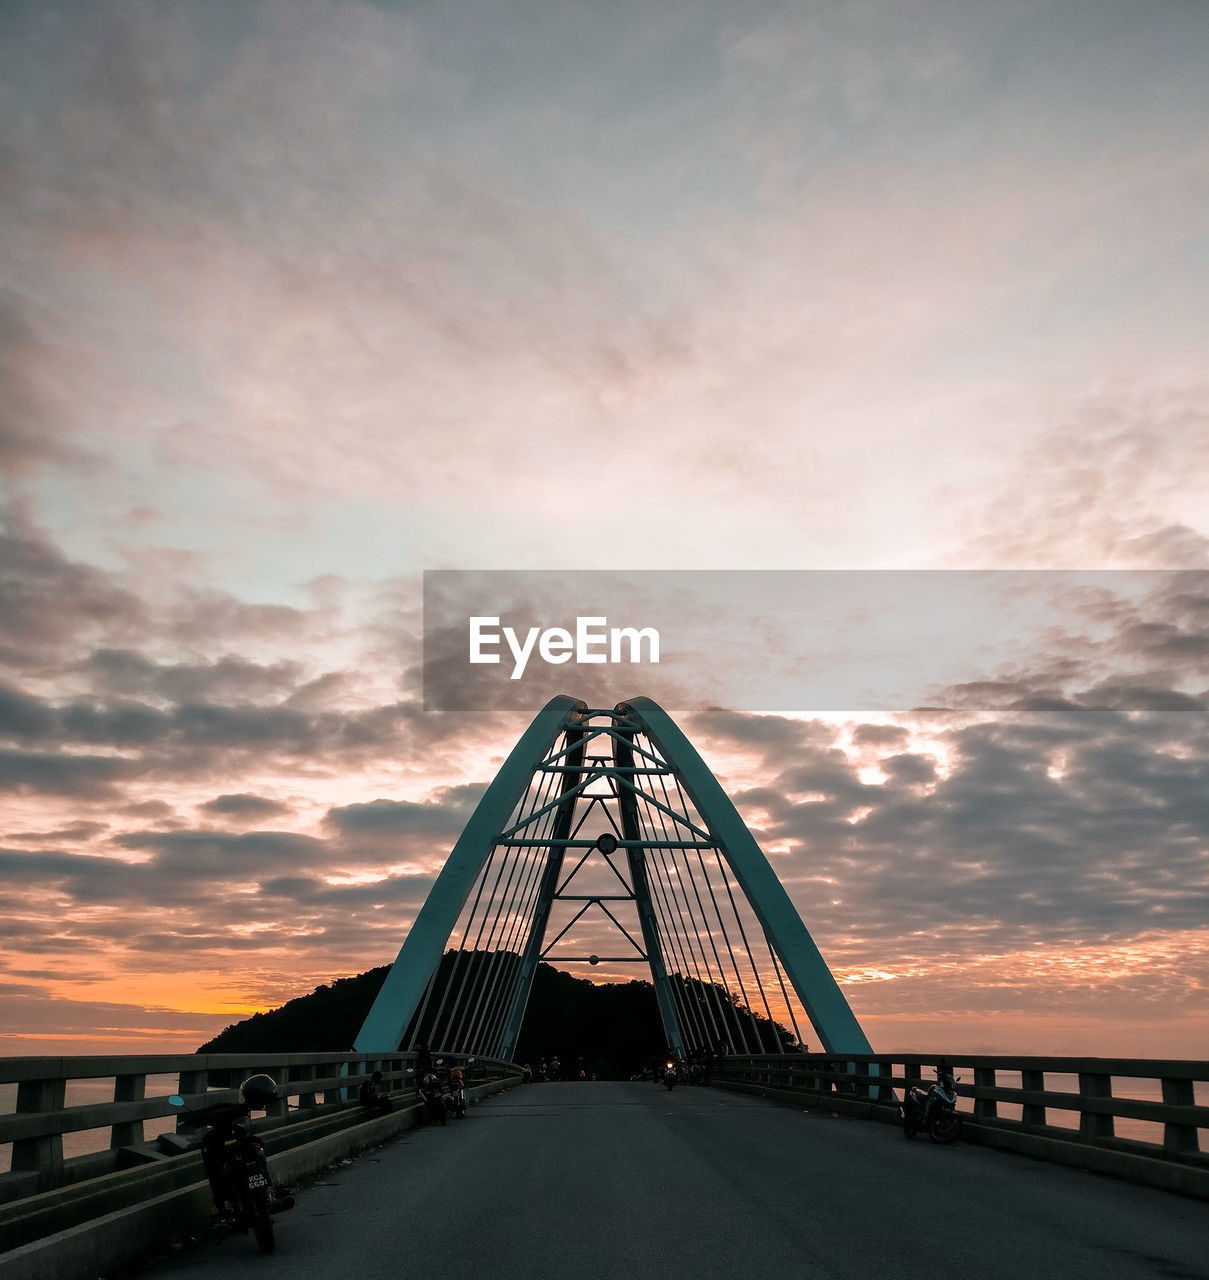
[239,1074,279,1110]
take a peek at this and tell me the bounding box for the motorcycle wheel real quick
[251,1201,275,1254]
[929,1112,961,1144]
[240,1189,275,1254]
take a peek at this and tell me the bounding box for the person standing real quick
[416,1042,433,1093]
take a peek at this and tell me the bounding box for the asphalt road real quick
[138,1081,1208,1280]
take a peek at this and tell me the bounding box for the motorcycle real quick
[419,1070,447,1125]
[900,1065,962,1143]
[168,1076,295,1253]
[447,1060,472,1118]
[663,1061,677,1091]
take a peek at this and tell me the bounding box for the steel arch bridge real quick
[355,696,872,1060]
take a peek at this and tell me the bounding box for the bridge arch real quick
[354,696,872,1059]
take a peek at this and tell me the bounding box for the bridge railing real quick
[714,1052,1209,1198]
[0,1050,508,1205]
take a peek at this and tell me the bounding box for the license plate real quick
[246,1173,270,1190]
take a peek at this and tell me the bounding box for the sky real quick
[1,0,1208,1061]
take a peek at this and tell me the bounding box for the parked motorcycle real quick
[900,1065,962,1143]
[447,1064,468,1118]
[169,1075,295,1253]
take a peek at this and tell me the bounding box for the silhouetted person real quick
[416,1042,433,1093]
[359,1070,392,1114]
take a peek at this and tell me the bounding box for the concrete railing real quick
[0,1049,519,1271]
[0,1050,514,1198]
[1,1050,434,1201]
[714,1052,1209,1200]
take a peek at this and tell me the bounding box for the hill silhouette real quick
[197,958,801,1078]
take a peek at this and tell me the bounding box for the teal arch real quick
[618,697,872,1056]
[354,695,872,1058]
[354,695,586,1054]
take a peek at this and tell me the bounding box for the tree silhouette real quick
[197,956,801,1075]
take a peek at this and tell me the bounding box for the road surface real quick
[138,1080,1208,1280]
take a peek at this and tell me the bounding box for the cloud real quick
[688,706,818,753]
[0,513,148,669]
[0,983,222,1040]
[3,519,1208,1045]
[0,748,143,797]
[82,648,304,702]
[726,700,1209,959]
[0,848,134,881]
[948,397,1209,569]
[330,798,470,839]
[199,793,292,820]
[115,828,328,871]
[1,683,450,778]
[0,293,93,474]
[881,753,936,787]
[5,820,109,843]
[851,724,910,749]
[0,681,56,737]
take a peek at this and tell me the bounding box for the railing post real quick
[11,1074,66,1174]
[322,1061,345,1106]
[110,1072,146,1149]
[264,1065,289,1121]
[974,1066,998,1121]
[178,1065,208,1097]
[876,1059,895,1103]
[818,1059,835,1095]
[1022,1069,1046,1128]
[1161,1077,1199,1155]
[293,1062,318,1111]
[1078,1070,1114,1142]
[177,1065,208,1133]
[853,1059,868,1098]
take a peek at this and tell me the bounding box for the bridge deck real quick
[141,1082,1207,1280]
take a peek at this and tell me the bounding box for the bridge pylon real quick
[354,697,872,1061]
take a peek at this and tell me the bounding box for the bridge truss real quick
[355,696,872,1060]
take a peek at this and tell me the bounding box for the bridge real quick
[2,698,1207,1277]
